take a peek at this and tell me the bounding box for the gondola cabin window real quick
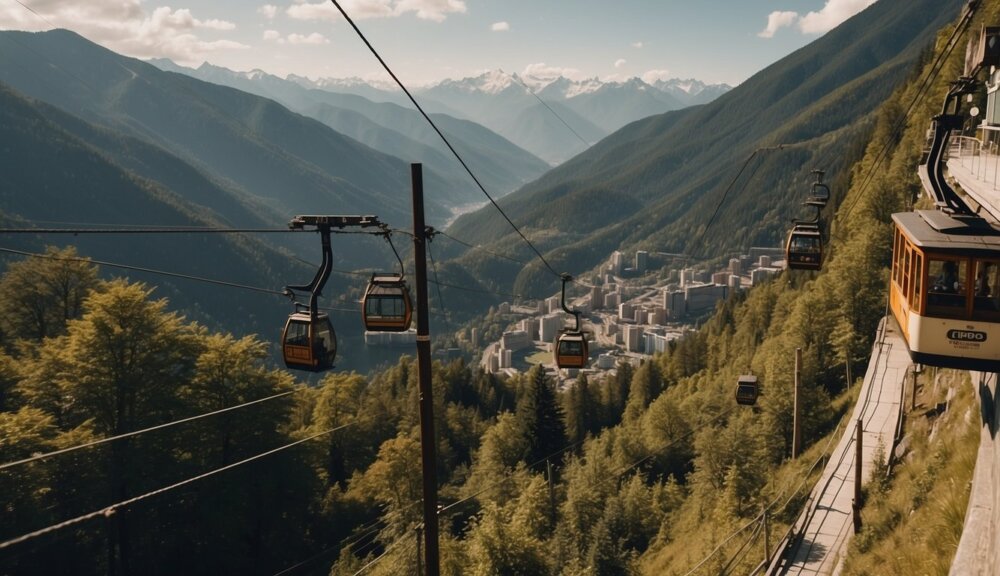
[975,261,1000,313]
[285,321,309,346]
[366,294,406,319]
[927,259,968,318]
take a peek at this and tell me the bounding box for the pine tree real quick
[516,365,568,468]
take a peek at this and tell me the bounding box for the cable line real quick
[0,246,359,314]
[0,389,299,471]
[685,145,785,260]
[351,534,413,576]
[434,230,531,266]
[327,0,564,280]
[0,422,353,551]
[0,226,298,234]
[839,0,979,223]
[500,68,591,148]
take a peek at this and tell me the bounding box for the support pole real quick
[911,365,918,412]
[792,347,802,459]
[415,525,423,576]
[762,506,770,565]
[853,417,863,533]
[411,164,439,576]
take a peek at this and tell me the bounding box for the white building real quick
[539,313,563,343]
[624,325,643,352]
[501,330,532,351]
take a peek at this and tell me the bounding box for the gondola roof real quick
[892,210,1000,253]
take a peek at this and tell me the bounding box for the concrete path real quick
[768,317,911,575]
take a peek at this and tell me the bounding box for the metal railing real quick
[952,132,1000,190]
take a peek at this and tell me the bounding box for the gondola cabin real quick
[785,225,823,270]
[890,210,1000,371]
[362,274,413,332]
[735,375,759,406]
[555,332,588,369]
[282,311,337,371]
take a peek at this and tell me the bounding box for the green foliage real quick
[0,246,99,347]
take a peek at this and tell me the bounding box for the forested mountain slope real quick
[446,0,964,297]
[0,29,461,228]
[151,61,551,199]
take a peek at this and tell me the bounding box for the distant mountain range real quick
[152,61,731,166]
[442,0,966,298]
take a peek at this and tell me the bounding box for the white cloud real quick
[0,2,246,64]
[522,62,583,81]
[257,5,278,19]
[263,29,282,42]
[287,0,464,23]
[288,32,329,44]
[630,41,643,49]
[614,58,626,69]
[757,10,798,39]
[758,0,876,39]
[641,69,671,84]
[798,0,876,34]
[491,21,509,32]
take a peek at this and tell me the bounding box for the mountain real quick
[0,29,467,230]
[148,61,550,202]
[150,62,730,167]
[0,30,465,372]
[444,0,966,298]
[418,70,729,164]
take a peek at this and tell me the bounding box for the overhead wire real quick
[0,389,299,471]
[0,422,354,551]
[351,533,413,576]
[434,230,531,266]
[0,246,360,314]
[499,67,592,148]
[685,145,785,261]
[327,0,565,281]
[838,0,980,224]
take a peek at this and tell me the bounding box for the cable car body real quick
[554,273,590,370]
[785,224,823,270]
[890,210,1000,371]
[362,274,413,332]
[555,332,589,369]
[735,374,759,406]
[282,310,337,371]
[281,215,382,372]
[785,172,830,271]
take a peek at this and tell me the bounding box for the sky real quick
[0,0,879,87]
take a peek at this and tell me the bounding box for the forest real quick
[1,3,993,575]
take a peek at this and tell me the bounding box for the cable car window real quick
[559,339,584,355]
[927,259,968,318]
[893,230,905,285]
[286,321,309,346]
[974,260,1000,316]
[902,248,911,298]
[912,253,922,312]
[789,235,820,253]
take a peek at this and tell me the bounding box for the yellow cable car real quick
[890,211,1000,371]
[282,310,337,371]
[362,274,413,332]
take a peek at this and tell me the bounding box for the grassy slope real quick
[841,369,978,575]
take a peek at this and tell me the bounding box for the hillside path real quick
[768,317,910,575]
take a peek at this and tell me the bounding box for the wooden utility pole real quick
[762,505,770,565]
[415,525,423,576]
[411,164,439,576]
[792,347,802,459]
[853,417,863,533]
